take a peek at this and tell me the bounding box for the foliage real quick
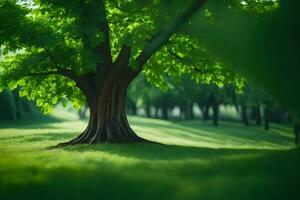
[0,0,246,113]
[186,0,300,117]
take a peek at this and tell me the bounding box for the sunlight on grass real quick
[0,113,299,200]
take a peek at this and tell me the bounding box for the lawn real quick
[0,111,299,200]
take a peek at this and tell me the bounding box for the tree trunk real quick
[255,105,262,125]
[57,58,147,146]
[161,104,169,120]
[294,123,300,145]
[241,105,249,126]
[13,90,23,119]
[154,106,159,118]
[264,106,270,131]
[145,103,151,118]
[60,80,144,145]
[187,103,194,120]
[78,106,88,120]
[212,102,219,126]
[179,105,185,120]
[131,104,137,116]
[203,104,210,121]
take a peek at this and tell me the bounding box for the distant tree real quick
[78,104,88,120]
[0,89,35,121]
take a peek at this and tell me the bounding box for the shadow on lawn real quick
[2,144,300,200]
[62,142,268,161]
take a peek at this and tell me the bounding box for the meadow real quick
[0,111,299,200]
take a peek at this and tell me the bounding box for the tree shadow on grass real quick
[2,144,299,200]
[61,142,279,162]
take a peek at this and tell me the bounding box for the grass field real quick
[0,111,299,200]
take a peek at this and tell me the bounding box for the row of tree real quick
[0,89,35,121]
[126,75,299,144]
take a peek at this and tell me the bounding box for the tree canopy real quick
[0,0,242,113]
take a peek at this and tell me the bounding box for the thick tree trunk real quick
[66,84,143,144]
[57,48,148,146]
[59,78,145,146]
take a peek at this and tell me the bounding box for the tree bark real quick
[58,75,145,146]
[57,46,148,146]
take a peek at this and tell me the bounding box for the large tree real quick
[0,0,271,145]
[0,0,221,145]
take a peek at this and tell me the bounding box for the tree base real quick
[55,134,152,148]
[54,129,156,148]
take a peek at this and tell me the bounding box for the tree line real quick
[126,75,299,145]
[0,89,35,121]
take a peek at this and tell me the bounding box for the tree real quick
[0,0,214,145]
[0,0,274,146]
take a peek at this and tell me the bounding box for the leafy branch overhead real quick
[0,0,271,113]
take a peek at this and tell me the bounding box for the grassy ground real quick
[0,111,299,200]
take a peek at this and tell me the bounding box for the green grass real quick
[0,112,299,200]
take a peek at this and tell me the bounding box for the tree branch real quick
[98,1,113,70]
[23,69,94,106]
[114,45,132,67]
[43,46,60,69]
[134,0,206,73]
